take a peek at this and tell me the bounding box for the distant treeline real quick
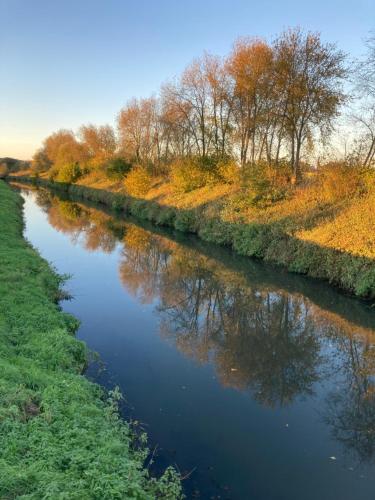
[0,157,30,177]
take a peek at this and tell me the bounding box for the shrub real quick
[218,160,241,184]
[56,163,82,184]
[111,195,127,212]
[124,165,152,196]
[198,219,234,245]
[174,209,199,232]
[171,157,220,193]
[105,158,132,181]
[245,162,288,206]
[48,166,59,181]
[361,168,375,193]
[232,224,273,258]
[319,162,364,202]
[155,207,176,226]
[129,199,150,218]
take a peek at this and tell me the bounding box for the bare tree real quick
[352,34,375,167]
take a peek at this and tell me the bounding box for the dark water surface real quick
[18,185,375,500]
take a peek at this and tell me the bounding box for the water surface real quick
[19,185,375,500]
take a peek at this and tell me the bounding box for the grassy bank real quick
[0,181,181,499]
[9,174,375,299]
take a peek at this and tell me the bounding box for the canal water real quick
[18,185,375,499]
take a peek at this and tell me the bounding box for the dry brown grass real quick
[297,190,375,259]
[14,166,375,262]
[145,181,237,209]
[76,170,124,192]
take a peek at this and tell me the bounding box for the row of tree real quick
[32,28,375,184]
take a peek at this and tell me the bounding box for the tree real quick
[79,124,117,168]
[117,97,159,165]
[227,38,275,166]
[160,85,194,158]
[0,163,8,178]
[357,33,375,99]
[202,53,233,158]
[273,29,346,182]
[353,34,375,167]
[31,148,52,173]
[43,130,78,164]
[34,28,350,188]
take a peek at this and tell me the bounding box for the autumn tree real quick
[357,33,375,99]
[41,129,88,182]
[205,54,234,158]
[79,124,117,168]
[273,29,346,182]
[172,58,213,157]
[43,130,78,164]
[34,28,350,189]
[117,97,159,165]
[160,85,194,158]
[227,38,275,166]
[31,148,52,173]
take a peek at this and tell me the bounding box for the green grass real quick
[0,181,182,499]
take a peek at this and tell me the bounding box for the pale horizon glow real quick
[1,0,373,160]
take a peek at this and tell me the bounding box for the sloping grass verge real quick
[10,176,375,299]
[0,181,182,499]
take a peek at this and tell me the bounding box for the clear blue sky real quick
[1,0,373,159]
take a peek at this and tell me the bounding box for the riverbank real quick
[0,181,181,498]
[9,174,375,300]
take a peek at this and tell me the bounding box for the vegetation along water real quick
[0,181,182,499]
[2,24,375,500]
[8,181,375,500]
[4,29,375,299]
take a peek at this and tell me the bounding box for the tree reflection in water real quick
[30,188,375,465]
[324,335,375,464]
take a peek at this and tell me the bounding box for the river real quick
[17,184,375,499]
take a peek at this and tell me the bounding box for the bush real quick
[198,219,234,245]
[232,223,274,258]
[56,163,82,184]
[155,207,176,226]
[319,162,364,202]
[174,209,199,232]
[171,157,220,193]
[245,162,288,206]
[218,160,241,184]
[124,165,152,196]
[129,199,151,219]
[105,158,132,181]
[48,166,59,181]
[111,195,127,212]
